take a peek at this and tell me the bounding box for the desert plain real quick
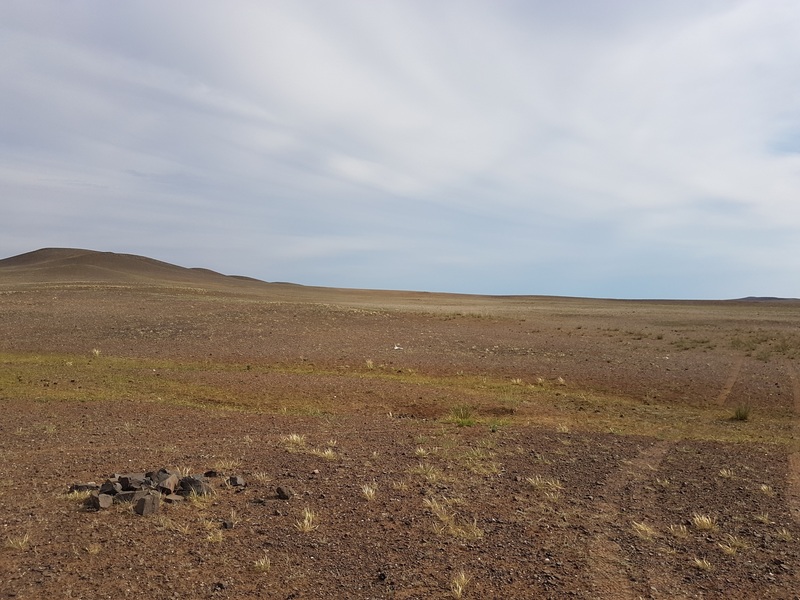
[0,248,798,599]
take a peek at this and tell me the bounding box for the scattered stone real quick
[69,482,99,493]
[134,491,161,516]
[180,476,214,496]
[204,470,220,478]
[99,480,122,495]
[222,520,235,530]
[276,486,294,500]
[157,474,180,494]
[88,492,113,510]
[76,465,247,515]
[132,488,151,501]
[152,468,179,481]
[117,474,150,491]
[113,490,137,504]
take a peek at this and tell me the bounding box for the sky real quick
[2,1,799,299]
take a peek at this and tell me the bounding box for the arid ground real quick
[1,248,799,599]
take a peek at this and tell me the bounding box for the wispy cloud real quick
[1,0,799,298]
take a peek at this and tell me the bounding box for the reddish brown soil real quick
[1,249,799,599]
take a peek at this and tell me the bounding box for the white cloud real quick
[1,0,799,297]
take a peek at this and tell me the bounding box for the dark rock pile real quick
[69,468,246,516]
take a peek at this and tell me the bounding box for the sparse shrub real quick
[450,405,476,427]
[732,405,751,421]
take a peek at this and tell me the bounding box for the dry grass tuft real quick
[186,489,216,508]
[411,462,444,483]
[691,513,717,532]
[281,433,307,448]
[361,482,377,501]
[392,479,410,492]
[4,533,30,551]
[718,468,734,479]
[213,458,241,473]
[775,527,793,542]
[156,516,191,535]
[632,521,657,541]
[205,530,223,543]
[754,513,771,525]
[252,471,272,483]
[63,489,93,503]
[253,553,271,573]
[717,534,749,555]
[669,524,689,539]
[295,507,318,533]
[758,484,775,497]
[423,496,483,540]
[450,570,472,599]
[526,475,563,492]
[311,447,337,460]
[692,557,713,572]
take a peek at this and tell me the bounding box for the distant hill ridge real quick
[1,248,798,302]
[0,248,263,288]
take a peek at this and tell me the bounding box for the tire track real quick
[786,361,800,525]
[587,441,673,599]
[715,356,744,406]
